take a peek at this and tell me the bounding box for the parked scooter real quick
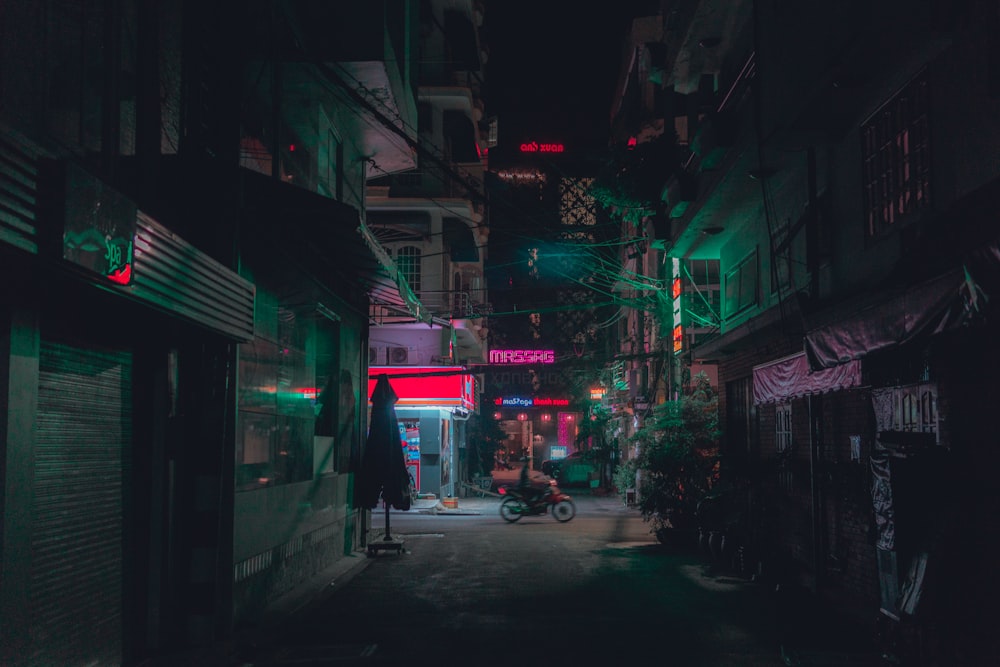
[498,480,576,523]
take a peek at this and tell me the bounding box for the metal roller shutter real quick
[30,340,131,665]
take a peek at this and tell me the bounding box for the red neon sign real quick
[519,141,565,153]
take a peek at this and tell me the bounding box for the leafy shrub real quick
[629,373,720,535]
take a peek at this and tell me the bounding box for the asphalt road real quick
[233,493,883,667]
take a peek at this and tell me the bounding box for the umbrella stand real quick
[366,501,404,556]
[383,504,393,541]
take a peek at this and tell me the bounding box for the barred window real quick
[861,70,931,239]
[775,403,792,452]
[396,246,422,293]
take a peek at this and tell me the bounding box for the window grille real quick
[397,246,422,293]
[861,70,931,239]
[775,403,792,452]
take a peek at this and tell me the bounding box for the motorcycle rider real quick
[517,458,550,506]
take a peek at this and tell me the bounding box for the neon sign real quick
[489,349,555,364]
[62,164,137,286]
[672,258,683,354]
[494,396,570,407]
[519,141,565,153]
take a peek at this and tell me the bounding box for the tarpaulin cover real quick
[805,237,999,371]
[804,269,967,370]
[752,352,861,405]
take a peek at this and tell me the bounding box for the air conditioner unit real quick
[388,346,409,365]
[368,346,380,365]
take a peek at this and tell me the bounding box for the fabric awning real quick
[753,352,861,405]
[804,267,980,370]
[804,232,1000,371]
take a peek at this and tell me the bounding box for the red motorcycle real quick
[498,480,576,523]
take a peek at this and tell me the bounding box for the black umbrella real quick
[358,374,411,548]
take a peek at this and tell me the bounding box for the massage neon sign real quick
[494,396,570,407]
[489,349,555,364]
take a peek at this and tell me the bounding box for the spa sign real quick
[62,163,136,285]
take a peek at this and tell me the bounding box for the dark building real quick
[607,1,1000,663]
[0,1,421,663]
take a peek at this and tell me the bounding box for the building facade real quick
[632,0,1000,662]
[365,0,491,499]
[1,1,422,664]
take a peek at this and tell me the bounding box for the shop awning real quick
[367,366,476,410]
[804,266,984,371]
[753,352,861,405]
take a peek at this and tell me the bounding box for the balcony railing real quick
[405,290,489,320]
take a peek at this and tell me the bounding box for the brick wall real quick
[716,340,879,611]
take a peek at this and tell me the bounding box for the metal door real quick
[30,340,131,665]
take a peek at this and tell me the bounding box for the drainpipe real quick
[808,394,822,593]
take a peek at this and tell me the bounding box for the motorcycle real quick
[498,480,576,523]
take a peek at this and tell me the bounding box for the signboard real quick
[62,163,136,285]
[519,141,565,153]
[488,349,555,364]
[494,396,570,407]
[672,258,683,354]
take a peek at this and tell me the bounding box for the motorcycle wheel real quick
[551,499,576,522]
[500,497,524,523]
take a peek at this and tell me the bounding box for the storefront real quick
[1,145,254,664]
[368,366,476,499]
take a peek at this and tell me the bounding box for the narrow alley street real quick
[200,493,885,667]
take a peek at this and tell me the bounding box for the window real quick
[237,281,347,490]
[775,403,792,452]
[724,249,758,318]
[396,246,422,293]
[871,381,939,446]
[237,299,316,490]
[861,70,931,239]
